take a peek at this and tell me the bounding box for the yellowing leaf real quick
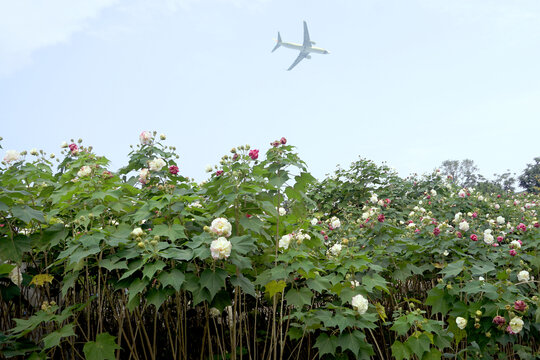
[30,274,54,286]
[376,302,387,322]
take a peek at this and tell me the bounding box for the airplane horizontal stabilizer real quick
[271,32,282,52]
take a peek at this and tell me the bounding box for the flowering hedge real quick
[0,133,538,360]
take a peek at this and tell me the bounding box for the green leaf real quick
[441,260,465,279]
[306,276,332,293]
[146,287,174,309]
[404,333,431,358]
[230,235,256,255]
[337,331,360,356]
[231,274,256,297]
[425,287,450,316]
[83,332,120,360]
[285,288,313,308]
[200,269,227,300]
[11,205,45,224]
[42,324,75,349]
[160,247,193,261]
[38,223,68,250]
[265,280,286,298]
[314,333,337,358]
[142,260,166,280]
[362,273,388,293]
[422,348,442,360]
[128,279,149,303]
[151,224,186,240]
[0,234,32,262]
[158,269,185,291]
[391,341,411,360]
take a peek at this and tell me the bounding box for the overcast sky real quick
[1,0,539,182]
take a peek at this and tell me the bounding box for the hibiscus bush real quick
[0,133,538,360]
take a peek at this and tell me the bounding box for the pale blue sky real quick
[1,0,539,182]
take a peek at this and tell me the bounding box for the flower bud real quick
[160,134,166,140]
[476,310,482,316]
[137,241,145,248]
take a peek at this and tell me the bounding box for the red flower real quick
[280,137,287,144]
[270,141,280,147]
[534,222,539,228]
[377,214,385,222]
[249,149,259,160]
[472,212,478,218]
[509,249,517,256]
[497,236,504,242]
[433,227,440,236]
[517,223,527,232]
[216,170,223,176]
[169,165,179,175]
[245,214,252,218]
[470,234,478,241]
[68,143,78,154]
[514,300,527,311]
[492,315,506,326]
[456,232,463,238]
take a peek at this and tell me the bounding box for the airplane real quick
[272,21,330,71]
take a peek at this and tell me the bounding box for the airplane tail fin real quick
[271,32,282,52]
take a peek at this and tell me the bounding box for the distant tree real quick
[476,171,516,194]
[440,159,479,188]
[518,157,540,194]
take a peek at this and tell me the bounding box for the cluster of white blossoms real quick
[9,266,23,287]
[279,234,292,250]
[456,317,467,330]
[278,207,287,216]
[149,157,166,171]
[517,270,530,282]
[77,165,92,177]
[351,294,369,315]
[210,237,232,260]
[370,193,378,204]
[483,229,494,245]
[497,216,505,225]
[329,243,342,257]
[139,131,153,145]
[330,216,341,229]
[3,150,21,163]
[509,317,524,333]
[293,230,311,244]
[210,218,232,238]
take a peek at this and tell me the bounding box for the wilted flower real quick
[77,166,92,177]
[517,270,530,282]
[210,218,232,238]
[351,294,369,315]
[149,158,166,171]
[4,150,20,163]
[139,131,153,145]
[9,266,23,286]
[514,300,527,312]
[68,143,78,154]
[509,249,517,256]
[456,317,467,329]
[492,315,506,326]
[433,227,440,236]
[280,137,287,144]
[210,237,232,259]
[139,168,150,184]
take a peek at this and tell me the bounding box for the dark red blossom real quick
[249,149,259,160]
[492,316,506,326]
[514,300,527,311]
[68,143,78,154]
[470,234,478,241]
[433,227,440,236]
[280,137,287,144]
[169,165,179,175]
[216,170,223,176]
[377,214,385,222]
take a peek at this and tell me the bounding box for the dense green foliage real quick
[0,134,538,359]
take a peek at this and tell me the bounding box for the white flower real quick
[139,131,153,145]
[149,158,166,171]
[454,212,462,221]
[483,233,494,245]
[159,133,166,140]
[479,276,485,281]
[4,150,20,163]
[139,168,150,184]
[350,280,360,288]
[525,203,533,209]
[77,165,92,177]
[458,189,466,198]
[443,250,449,256]
[407,222,416,228]
[497,216,505,225]
[456,317,467,330]
[510,240,521,249]
[210,218,232,238]
[509,317,524,333]
[279,234,292,250]
[478,195,484,201]
[210,237,232,260]
[330,216,341,229]
[370,194,378,204]
[311,218,318,226]
[189,201,203,208]
[278,207,286,216]
[517,270,529,282]
[377,199,384,207]
[494,204,500,210]
[430,189,437,196]
[209,307,221,317]
[9,266,23,286]
[30,148,38,155]
[329,243,342,256]
[131,227,144,237]
[205,165,213,172]
[351,294,369,315]
[409,211,415,217]
[61,141,68,148]
[459,221,469,232]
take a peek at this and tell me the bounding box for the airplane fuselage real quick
[281,42,329,54]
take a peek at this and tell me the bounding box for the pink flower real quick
[249,149,259,160]
[509,249,517,256]
[414,228,420,234]
[497,236,504,242]
[68,143,78,154]
[472,212,478,218]
[493,315,506,326]
[169,165,179,175]
[280,137,287,145]
[514,300,527,312]
[470,234,478,241]
[377,214,385,222]
[517,223,527,232]
[270,141,280,147]
[433,227,440,236]
[216,170,223,176]
[456,232,463,238]
[139,131,153,145]
[506,325,516,335]
[534,222,539,228]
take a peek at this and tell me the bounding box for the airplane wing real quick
[287,51,308,71]
[303,21,311,48]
